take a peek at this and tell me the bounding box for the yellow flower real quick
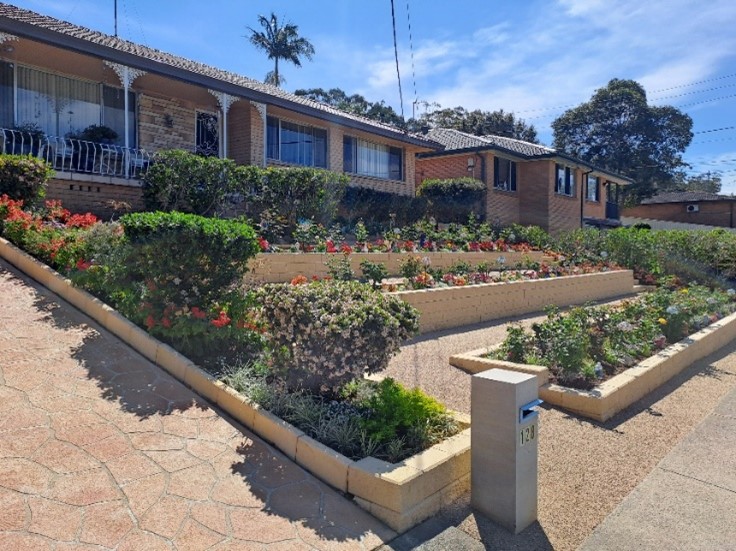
[658,318,667,325]
[680,288,688,294]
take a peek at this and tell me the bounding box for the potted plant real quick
[78,124,118,144]
[7,122,46,156]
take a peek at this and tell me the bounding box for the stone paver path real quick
[0,260,394,550]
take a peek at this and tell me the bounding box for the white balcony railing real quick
[1,128,151,180]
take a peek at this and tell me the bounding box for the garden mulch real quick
[0,258,394,550]
[384,304,736,551]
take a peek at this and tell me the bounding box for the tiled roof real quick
[641,191,736,204]
[0,3,436,147]
[424,127,633,182]
[426,128,555,157]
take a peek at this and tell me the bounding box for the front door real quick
[195,111,219,157]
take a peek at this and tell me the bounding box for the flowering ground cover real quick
[490,283,736,389]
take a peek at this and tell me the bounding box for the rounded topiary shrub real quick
[255,280,420,394]
[0,154,53,205]
[112,211,262,363]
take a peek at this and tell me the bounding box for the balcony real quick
[1,128,151,180]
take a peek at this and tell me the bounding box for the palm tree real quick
[248,13,315,87]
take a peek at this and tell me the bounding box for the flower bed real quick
[450,286,736,421]
[395,270,636,334]
[248,250,549,284]
[0,236,470,532]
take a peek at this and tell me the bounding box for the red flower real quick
[340,243,353,255]
[76,258,92,271]
[326,240,338,253]
[65,212,98,229]
[257,236,269,252]
[191,306,207,319]
[161,317,172,328]
[211,311,231,328]
[145,315,156,329]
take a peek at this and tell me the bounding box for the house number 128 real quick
[520,424,536,446]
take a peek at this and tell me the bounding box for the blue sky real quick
[10,0,736,194]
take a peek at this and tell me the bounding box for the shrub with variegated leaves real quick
[254,280,419,394]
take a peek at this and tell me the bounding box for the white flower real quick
[666,305,680,315]
[600,251,608,259]
[727,288,736,296]
[172,277,181,285]
[616,321,634,332]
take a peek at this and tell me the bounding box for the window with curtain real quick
[0,61,13,128]
[586,174,600,201]
[7,64,135,144]
[343,136,403,181]
[494,157,517,191]
[266,116,327,168]
[102,85,136,146]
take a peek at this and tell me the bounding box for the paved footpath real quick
[0,259,394,550]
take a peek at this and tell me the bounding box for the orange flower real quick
[291,275,308,285]
[211,311,231,328]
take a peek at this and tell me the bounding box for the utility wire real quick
[390,0,405,120]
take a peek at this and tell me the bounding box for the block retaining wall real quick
[395,270,636,334]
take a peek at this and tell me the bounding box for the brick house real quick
[0,4,438,217]
[416,128,633,234]
[622,191,736,228]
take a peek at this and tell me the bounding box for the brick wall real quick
[138,94,195,152]
[46,176,144,219]
[623,201,736,228]
[518,161,552,230]
[249,102,266,167]
[228,101,252,165]
[548,165,583,234]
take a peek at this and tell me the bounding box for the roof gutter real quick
[0,16,439,149]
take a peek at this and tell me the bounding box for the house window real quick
[555,164,575,197]
[586,175,600,202]
[10,65,135,143]
[0,61,13,128]
[343,136,403,180]
[494,157,516,191]
[266,116,327,168]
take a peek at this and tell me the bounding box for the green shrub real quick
[338,186,427,232]
[0,154,52,204]
[141,149,247,216]
[356,378,457,461]
[360,259,388,289]
[254,280,419,394]
[417,177,485,223]
[106,212,262,363]
[248,166,349,237]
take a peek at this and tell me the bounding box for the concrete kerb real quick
[0,237,471,534]
[449,310,736,422]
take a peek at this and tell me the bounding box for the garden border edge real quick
[0,236,470,533]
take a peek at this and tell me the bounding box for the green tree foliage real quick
[660,171,723,194]
[552,79,693,203]
[409,106,539,142]
[247,13,315,87]
[294,87,406,128]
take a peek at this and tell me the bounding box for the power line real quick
[649,72,736,94]
[694,126,736,135]
[406,0,418,112]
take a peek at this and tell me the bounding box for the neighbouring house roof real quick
[0,3,438,149]
[421,127,634,183]
[640,191,736,204]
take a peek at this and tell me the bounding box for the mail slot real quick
[471,369,539,534]
[519,399,544,423]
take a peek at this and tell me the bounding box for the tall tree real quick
[248,13,315,87]
[294,87,406,128]
[552,79,693,203]
[409,106,539,143]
